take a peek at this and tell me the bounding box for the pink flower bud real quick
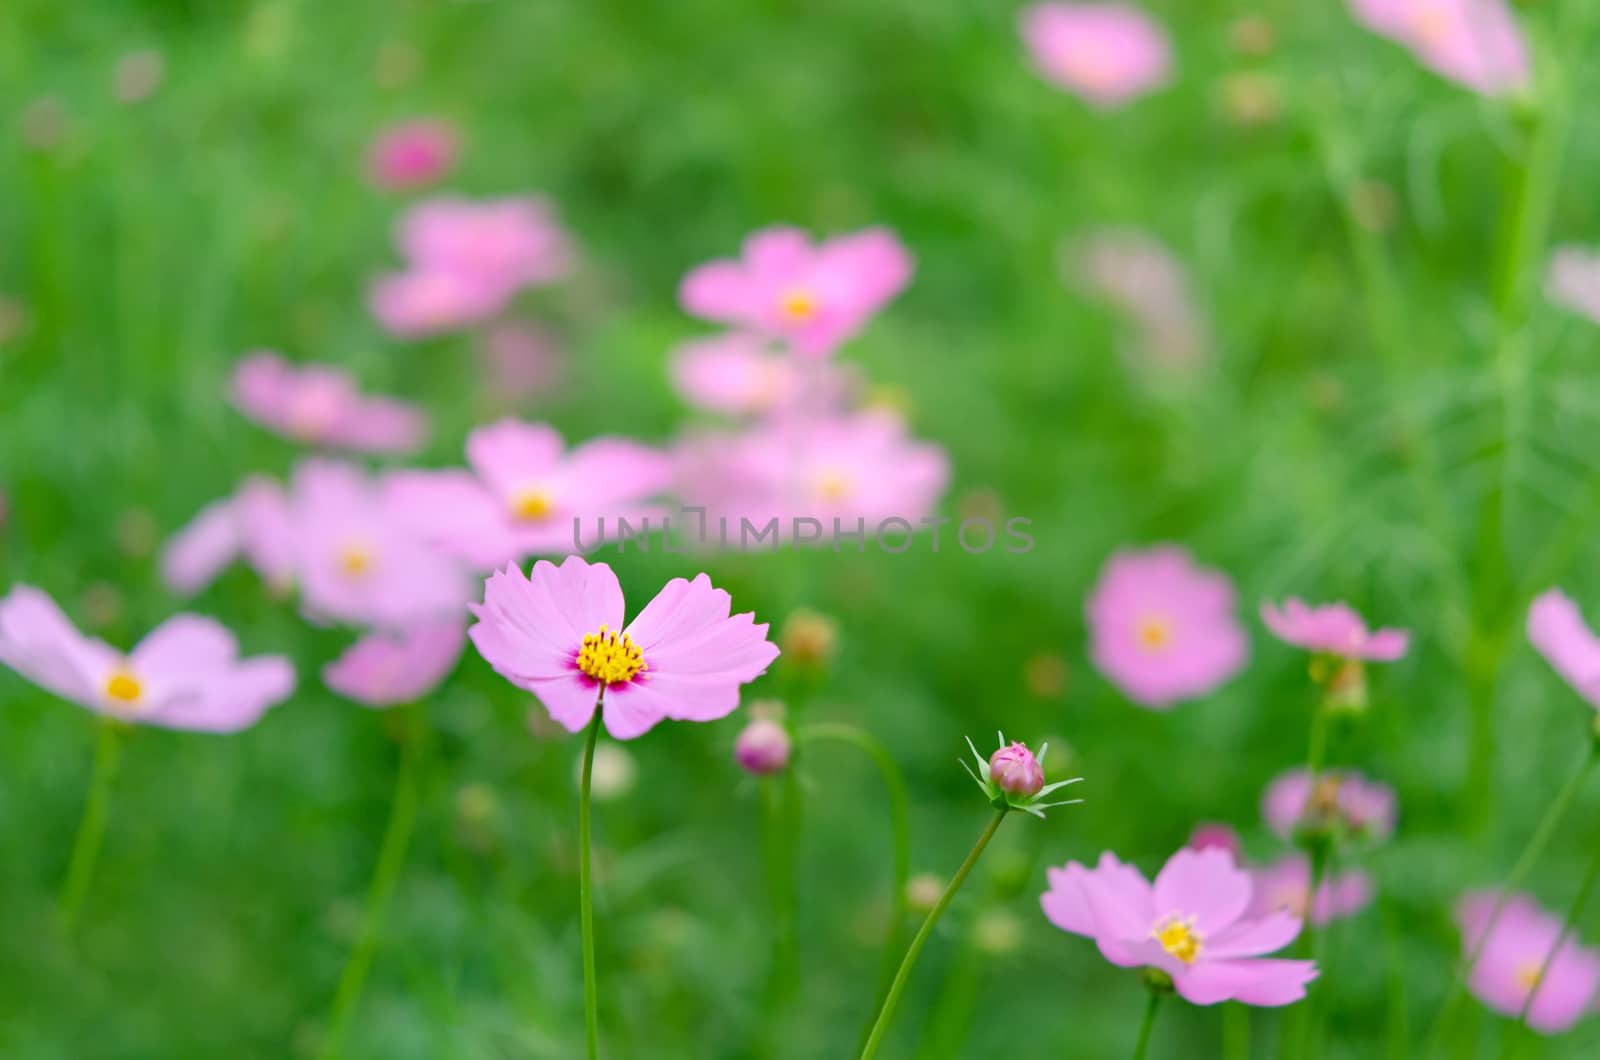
[1188,822,1243,861]
[989,741,1044,796]
[735,718,792,775]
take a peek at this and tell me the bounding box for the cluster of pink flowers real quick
[370,195,573,338]
[231,352,429,454]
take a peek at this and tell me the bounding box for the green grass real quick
[5,0,1600,1056]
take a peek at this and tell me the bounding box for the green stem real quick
[1132,990,1162,1060]
[578,704,603,1060]
[1512,837,1600,1033]
[799,722,913,1041]
[858,808,1007,1060]
[319,703,427,1060]
[1422,743,1598,1059]
[1223,1003,1250,1060]
[58,719,125,934]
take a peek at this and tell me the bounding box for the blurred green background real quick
[5,0,1600,1056]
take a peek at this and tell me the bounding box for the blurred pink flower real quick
[1262,768,1396,844]
[388,419,672,569]
[231,352,428,453]
[1019,3,1173,109]
[480,322,563,400]
[1457,891,1600,1034]
[162,476,296,596]
[1085,545,1250,709]
[1188,822,1244,861]
[675,410,948,541]
[1068,228,1211,378]
[1260,598,1409,661]
[679,226,912,358]
[669,332,854,418]
[1527,588,1600,708]
[1546,247,1600,325]
[323,620,466,707]
[367,119,459,190]
[0,586,294,732]
[289,459,471,629]
[113,50,164,104]
[1249,854,1374,927]
[1041,846,1317,1006]
[368,268,511,338]
[399,195,571,289]
[1348,0,1529,95]
[469,556,780,740]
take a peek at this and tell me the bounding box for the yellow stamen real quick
[337,541,375,578]
[1516,962,1544,991]
[1136,614,1173,652]
[778,288,819,323]
[1309,776,1344,816]
[1153,916,1202,965]
[511,488,554,522]
[104,668,143,706]
[577,625,647,686]
[815,472,851,502]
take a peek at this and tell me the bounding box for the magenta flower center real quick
[1152,915,1202,964]
[577,625,647,686]
[1135,613,1174,652]
[778,287,820,323]
[509,486,554,522]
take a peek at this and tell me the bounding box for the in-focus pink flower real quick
[1041,846,1317,1006]
[289,460,471,629]
[1546,248,1600,325]
[388,419,673,569]
[735,717,792,775]
[367,119,459,190]
[0,586,294,731]
[669,333,855,418]
[1249,854,1374,927]
[1260,598,1409,661]
[1347,0,1529,96]
[469,556,779,740]
[1457,891,1600,1034]
[1527,588,1600,709]
[1085,546,1250,709]
[679,226,912,358]
[230,352,428,453]
[675,410,948,542]
[1262,768,1396,844]
[1019,3,1173,109]
[323,620,466,708]
[162,476,296,596]
[1188,822,1244,861]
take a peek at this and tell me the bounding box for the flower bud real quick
[989,741,1044,796]
[1188,822,1244,861]
[735,718,792,775]
[780,609,837,669]
[906,873,944,914]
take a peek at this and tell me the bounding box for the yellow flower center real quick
[577,625,647,686]
[1516,962,1544,991]
[815,472,851,502]
[1410,4,1453,44]
[1153,916,1202,965]
[104,668,143,706]
[1308,776,1344,816]
[511,487,554,522]
[778,288,819,323]
[1136,614,1173,652]
[337,540,375,578]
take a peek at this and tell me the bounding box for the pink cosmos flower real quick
[368,268,516,338]
[1249,854,1374,927]
[0,586,294,731]
[669,333,854,418]
[1085,546,1250,709]
[1041,846,1317,1006]
[1527,588,1600,708]
[230,352,428,453]
[1546,247,1600,325]
[676,411,948,541]
[323,620,466,708]
[289,460,471,629]
[1019,3,1173,109]
[162,476,296,596]
[398,195,572,289]
[1347,0,1529,96]
[1262,768,1396,844]
[1457,891,1600,1034]
[469,556,780,740]
[1260,598,1409,661]
[388,419,673,569]
[367,119,459,190]
[679,226,913,358]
